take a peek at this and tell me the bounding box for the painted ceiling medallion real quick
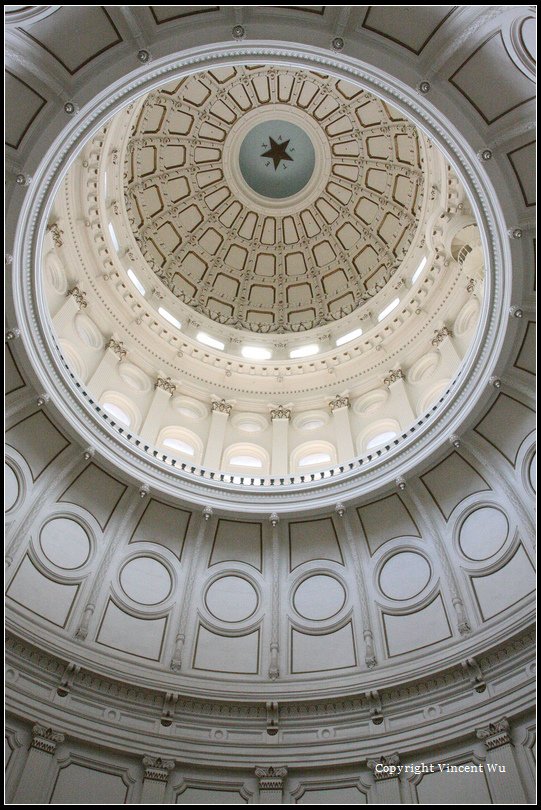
[238,119,315,198]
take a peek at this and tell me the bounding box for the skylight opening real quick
[377,298,400,322]
[163,438,195,457]
[242,345,272,360]
[336,327,363,346]
[127,268,145,295]
[108,222,120,252]
[230,455,263,468]
[298,452,332,467]
[366,431,398,450]
[102,402,131,427]
[289,344,319,359]
[411,256,427,283]
[158,307,181,329]
[197,332,225,351]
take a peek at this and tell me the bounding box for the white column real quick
[476,719,528,804]
[270,406,291,476]
[141,377,176,445]
[329,395,355,463]
[367,753,401,804]
[387,375,415,424]
[141,757,175,804]
[203,399,232,469]
[12,725,64,804]
[434,328,462,365]
[256,767,287,804]
[87,339,126,399]
[52,291,80,334]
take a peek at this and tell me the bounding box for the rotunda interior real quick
[5,5,536,806]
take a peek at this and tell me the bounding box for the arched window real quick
[100,391,139,430]
[358,420,401,455]
[157,426,203,465]
[291,441,337,474]
[222,444,269,475]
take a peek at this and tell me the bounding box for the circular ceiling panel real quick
[205,575,259,622]
[379,551,431,601]
[238,119,315,199]
[120,556,172,605]
[459,507,509,561]
[39,518,91,570]
[293,574,346,620]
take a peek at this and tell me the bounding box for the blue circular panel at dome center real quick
[238,119,315,199]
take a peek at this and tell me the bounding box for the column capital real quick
[432,326,453,346]
[383,368,405,387]
[155,376,176,396]
[367,753,400,780]
[270,404,291,420]
[31,724,65,755]
[476,718,512,750]
[106,338,127,360]
[66,286,87,310]
[47,222,64,247]
[211,397,233,415]
[255,766,288,789]
[329,394,350,413]
[142,756,175,782]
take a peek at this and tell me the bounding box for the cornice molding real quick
[5,626,535,766]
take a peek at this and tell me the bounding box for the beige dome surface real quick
[125,66,426,333]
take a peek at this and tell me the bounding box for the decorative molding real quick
[270,405,291,420]
[329,394,350,413]
[142,755,175,782]
[211,398,233,415]
[476,718,512,750]
[106,338,127,360]
[367,752,400,780]
[47,223,64,248]
[462,657,486,694]
[66,287,87,309]
[31,724,64,755]
[154,376,176,396]
[255,765,287,789]
[383,369,404,387]
[266,701,279,736]
[432,326,453,346]
[365,690,383,725]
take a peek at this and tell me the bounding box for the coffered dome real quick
[39,60,483,483]
[5,6,535,806]
[123,66,427,334]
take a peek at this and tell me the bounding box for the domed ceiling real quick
[124,66,426,333]
[40,60,485,483]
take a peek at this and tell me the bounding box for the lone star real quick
[261,137,294,170]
